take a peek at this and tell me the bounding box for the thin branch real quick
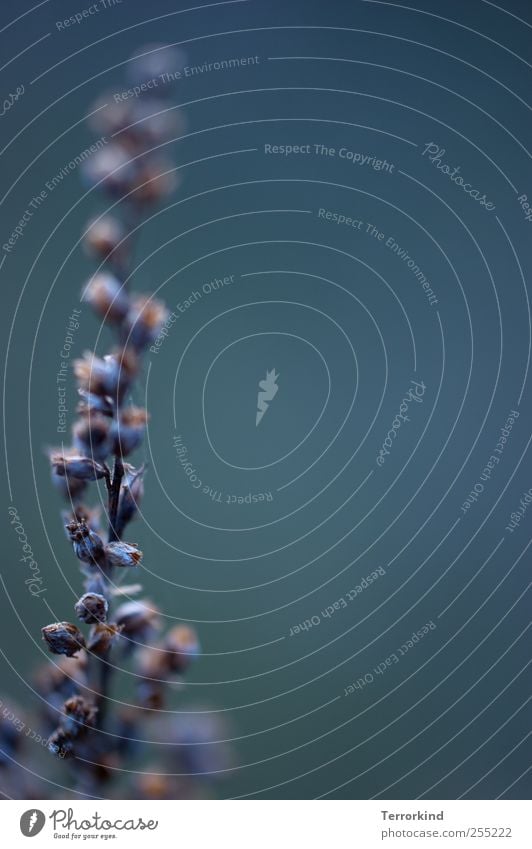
[107,455,125,543]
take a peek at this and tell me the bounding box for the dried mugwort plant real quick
[36,45,214,797]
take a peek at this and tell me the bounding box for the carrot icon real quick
[256,369,279,426]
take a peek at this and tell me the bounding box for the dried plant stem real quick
[94,453,126,729]
[94,650,111,730]
[107,455,125,544]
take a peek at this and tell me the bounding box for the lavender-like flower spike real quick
[39,45,211,796]
[42,623,86,658]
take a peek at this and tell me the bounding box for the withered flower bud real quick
[136,678,165,711]
[74,348,138,401]
[131,158,179,205]
[110,407,148,457]
[51,453,107,481]
[115,599,160,643]
[74,351,119,399]
[162,625,200,674]
[87,622,123,655]
[62,695,98,735]
[82,217,127,263]
[136,645,168,678]
[48,728,75,759]
[72,413,111,462]
[42,622,86,658]
[105,540,142,568]
[66,520,105,566]
[82,271,130,323]
[75,592,108,624]
[124,295,168,351]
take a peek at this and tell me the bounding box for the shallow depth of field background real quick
[1,0,531,799]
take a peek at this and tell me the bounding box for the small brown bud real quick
[48,728,75,759]
[136,645,168,678]
[124,295,169,350]
[105,540,142,568]
[74,348,138,401]
[110,407,148,457]
[115,599,160,642]
[82,217,127,263]
[136,678,165,711]
[131,158,178,205]
[65,520,105,566]
[51,453,107,481]
[63,695,98,734]
[75,592,108,624]
[82,270,130,323]
[72,413,111,463]
[162,625,200,673]
[87,622,123,656]
[42,622,86,658]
